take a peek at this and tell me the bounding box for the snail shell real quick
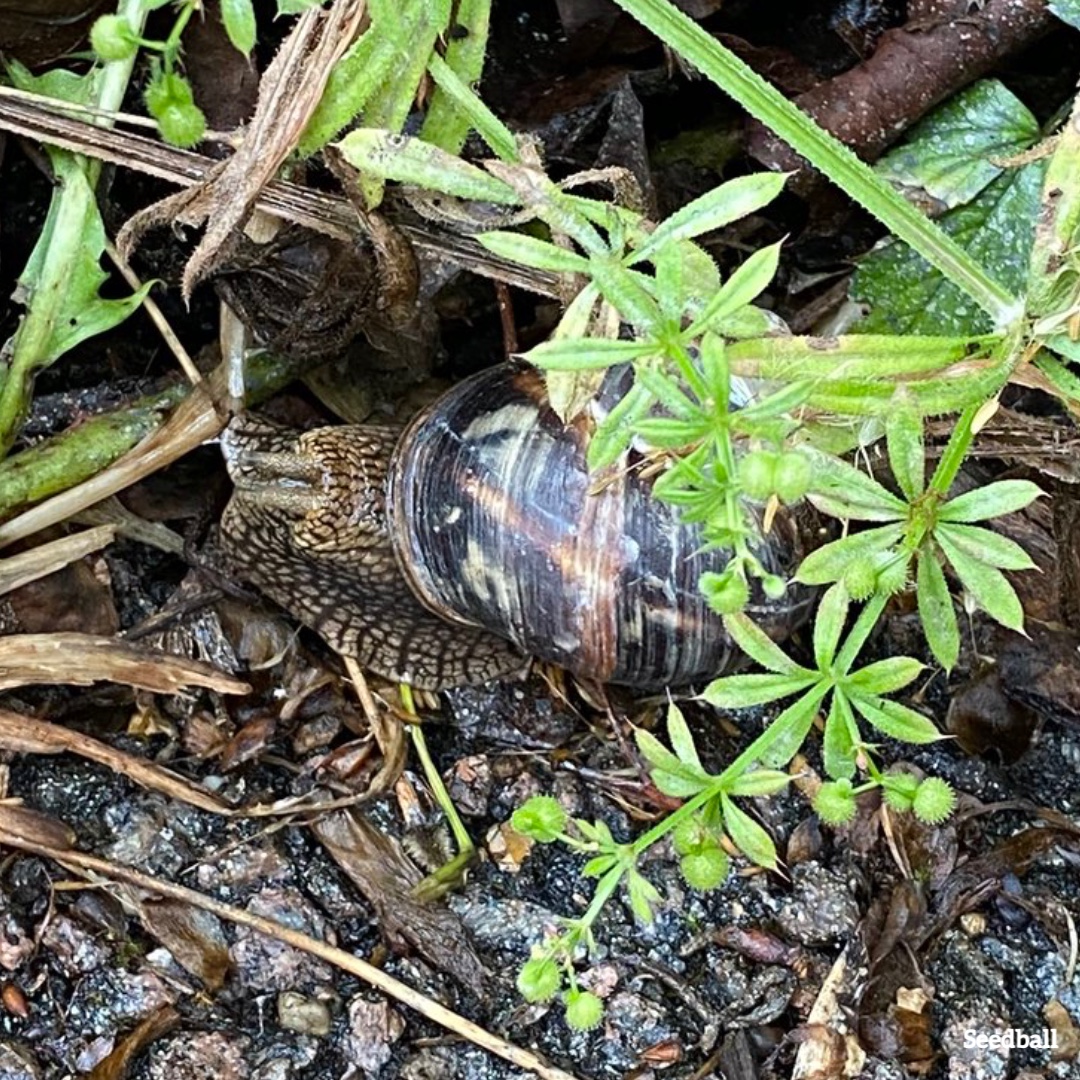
[221,363,810,690]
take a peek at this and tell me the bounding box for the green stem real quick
[161,0,197,69]
[927,402,980,495]
[405,707,474,858]
[608,0,1020,329]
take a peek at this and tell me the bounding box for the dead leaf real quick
[118,0,368,299]
[311,805,488,995]
[134,899,230,990]
[87,1005,180,1080]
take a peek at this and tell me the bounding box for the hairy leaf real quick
[822,693,857,780]
[937,530,1025,630]
[632,173,787,264]
[845,657,924,696]
[936,522,1035,571]
[721,794,778,870]
[851,697,943,744]
[701,672,818,709]
[795,524,906,585]
[917,546,960,670]
[720,612,810,675]
[938,479,1043,523]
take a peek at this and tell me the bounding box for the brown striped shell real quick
[221,363,810,690]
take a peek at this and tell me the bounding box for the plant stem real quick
[927,402,980,495]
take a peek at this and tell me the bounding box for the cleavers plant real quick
[327,0,1077,1031]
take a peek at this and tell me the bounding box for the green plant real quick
[88,1,210,149]
[331,0,1080,1028]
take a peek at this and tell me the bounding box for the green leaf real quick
[916,547,959,670]
[1050,1,1080,32]
[583,854,618,878]
[336,128,518,204]
[689,240,783,333]
[420,0,503,156]
[795,524,906,586]
[576,818,615,848]
[667,703,703,770]
[587,380,652,469]
[631,172,787,265]
[885,394,925,501]
[822,693,857,780]
[845,657,924,696]
[301,0,447,154]
[938,479,1043,523]
[220,0,257,54]
[635,728,681,775]
[701,672,818,709]
[1,157,153,454]
[721,794,778,870]
[732,379,813,423]
[634,364,701,419]
[874,80,1039,209]
[758,683,832,768]
[627,869,662,923]
[851,697,943,744]
[654,239,722,324]
[853,163,1045,335]
[727,770,791,797]
[720,612,810,675]
[635,728,710,798]
[588,257,664,334]
[525,336,654,371]
[936,522,1035,571]
[936,529,1026,631]
[352,0,454,204]
[813,583,849,671]
[478,231,590,274]
[805,454,908,522]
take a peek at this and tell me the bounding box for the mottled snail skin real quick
[221,417,521,688]
[221,363,809,691]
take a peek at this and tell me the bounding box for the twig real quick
[0,832,583,1080]
[106,241,203,386]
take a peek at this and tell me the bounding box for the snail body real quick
[221,363,808,690]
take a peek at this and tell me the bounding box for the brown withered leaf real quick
[921,825,1080,947]
[133,899,230,990]
[0,632,250,694]
[311,807,487,995]
[87,1005,180,1080]
[792,938,870,1080]
[0,709,233,817]
[117,0,367,299]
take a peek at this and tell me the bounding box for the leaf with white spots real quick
[875,80,1039,209]
[853,164,1044,336]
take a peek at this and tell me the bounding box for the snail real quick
[220,362,811,690]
